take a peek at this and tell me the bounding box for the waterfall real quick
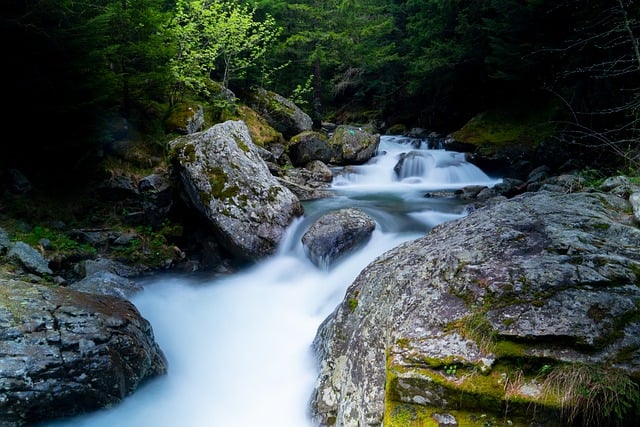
[40,136,500,427]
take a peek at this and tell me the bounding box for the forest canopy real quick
[2,0,639,181]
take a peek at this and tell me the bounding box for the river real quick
[43,135,501,427]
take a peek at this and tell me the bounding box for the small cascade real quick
[332,135,501,191]
[394,151,430,179]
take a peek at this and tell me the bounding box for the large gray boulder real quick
[169,120,303,261]
[311,191,640,426]
[0,279,167,426]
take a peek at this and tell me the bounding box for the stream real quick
[43,135,501,427]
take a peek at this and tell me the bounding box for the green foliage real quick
[444,364,458,376]
[111,224,178,268]
[168,0,281,103]
[13,226,96,258]
[290,75,314,107]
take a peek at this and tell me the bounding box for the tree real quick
[400,0,493,128]
[1,0,173,184]
[168,0,281,104]
[549,0,640,169]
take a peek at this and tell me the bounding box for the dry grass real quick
[541,363,640,426]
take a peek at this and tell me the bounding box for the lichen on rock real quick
[168,120,303,261]
[310,191,640,426]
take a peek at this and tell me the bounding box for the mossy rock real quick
[222,105,283,147]
[164,102,204,135]
[451,101,562,156]
[386,123,408,135]
[385,358,563,427]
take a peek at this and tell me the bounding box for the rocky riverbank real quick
[2,87,640,426]
[310,178,640,427]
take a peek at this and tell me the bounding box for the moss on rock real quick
[451,101,561,156]
[222,105,283,147]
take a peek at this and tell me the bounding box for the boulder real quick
[311,191,640,426]
[0,279,167,426]
[249,88,313,139]
[164,103,205,135]
[169,120,303,261]
[302,208,376,270]
[329,126,380,165]
[288,131,334,166]
[7,242,52,276]
[279,160,333,199]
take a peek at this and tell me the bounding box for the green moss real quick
[0,284,38,324]
[348,290,360,312]
[164,102,201,132]
[385,401,436,426]
[224,105,282,147]
[183,143,196,163]
[451,101,561,155]
[267,186,282,202]
[396,337,410,349]
[234,135,250,152]
[12,225,96,259]
[208,167,239,199]
[493,340,527,358]
[169,140,196,164]
[384,345,568,426]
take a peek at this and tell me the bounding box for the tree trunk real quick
[312,56,322,128]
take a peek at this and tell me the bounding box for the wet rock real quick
[302,208,376,270]
[69,271,144,299]
[329,126,380,165]
[0,280,167,426]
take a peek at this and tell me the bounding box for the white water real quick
[43,136,500,427]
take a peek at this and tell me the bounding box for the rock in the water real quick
[302,208,376,270]
[0,280,167,426]
[329,126,380,165]
[169,120,303,261]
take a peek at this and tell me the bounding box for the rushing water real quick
[43,136,501,427]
